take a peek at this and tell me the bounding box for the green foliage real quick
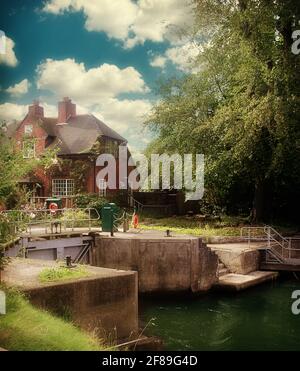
[0,123,56,205]
[0,214,15,277]
[39,265,89,283]
[0,287,105,351]
[0,213,13,244]
[145,0,300,222]
[74,193,109,216]
[47,158,91,194]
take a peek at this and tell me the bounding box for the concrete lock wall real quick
[92,237,218,293]
[214,249,260,275]
[25,273,138,340]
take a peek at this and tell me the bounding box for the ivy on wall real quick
[46,158,91,194]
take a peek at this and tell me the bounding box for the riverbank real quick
[2,258,138,341]
[0,287,105,351]
[140,277,300,351]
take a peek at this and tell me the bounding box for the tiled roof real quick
[7,114,127,155]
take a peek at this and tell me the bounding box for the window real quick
[24,124,33,135]
[52,179,75,197]
[98,179,107,197]
[23,140,35,158]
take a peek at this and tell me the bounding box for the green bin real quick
[101,203,119,232]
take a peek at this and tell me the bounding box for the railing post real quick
[88,209,91,231]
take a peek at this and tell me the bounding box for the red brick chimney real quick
[28,100,44,119]
[58,97,76,124]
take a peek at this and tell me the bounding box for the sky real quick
[0,0,198,152]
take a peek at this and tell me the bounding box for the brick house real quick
[8,98,134,206]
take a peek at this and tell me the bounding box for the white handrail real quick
[241,225,299,262]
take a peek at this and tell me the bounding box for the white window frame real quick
[24,124,33,135]
[98,179,107,197]
[22,140,35,159]
[52,179,75,197]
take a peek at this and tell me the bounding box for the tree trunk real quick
[252,180,265,223]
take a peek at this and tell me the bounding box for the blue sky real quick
[0,0,197,151]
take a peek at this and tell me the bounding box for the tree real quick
[145,0,300,222]
[0,122,56,207]
[0,121,56,274]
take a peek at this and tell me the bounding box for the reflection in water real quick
[140,279,300,351]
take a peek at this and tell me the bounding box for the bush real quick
[0,213,12,243]
[74,194,109,217]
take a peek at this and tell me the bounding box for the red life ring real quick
[49,202,58,214]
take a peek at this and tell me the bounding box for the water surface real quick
[141,279,300,351]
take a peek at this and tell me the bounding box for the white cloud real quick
[150,56,167,69]
[0,37,18,67]
[0,103,27,121]
[151,41,201,72]
[43,0,138,40]
[92,97,152,134]
[42,0,194,48]
[6,79,31,97]
[36,58,149,104]
[165,42,200,72]
[127,0,194,48]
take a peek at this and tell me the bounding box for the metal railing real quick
[241,225,300,263]
[1,208,101,235]
[240,226,268,243]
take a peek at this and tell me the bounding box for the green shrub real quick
[0,213,12,243]
[74,194,109,217]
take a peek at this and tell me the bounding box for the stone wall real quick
[213,248,260,274]
[92,236,218,293]
[24,268,138,340]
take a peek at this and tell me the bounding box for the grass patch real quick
[0,287,105,351]
[139,215,297,239]
[139,216,242,238]
[140,222,240,238]
[39,265,90,283]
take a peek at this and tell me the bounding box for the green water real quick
[141,279,300,351]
